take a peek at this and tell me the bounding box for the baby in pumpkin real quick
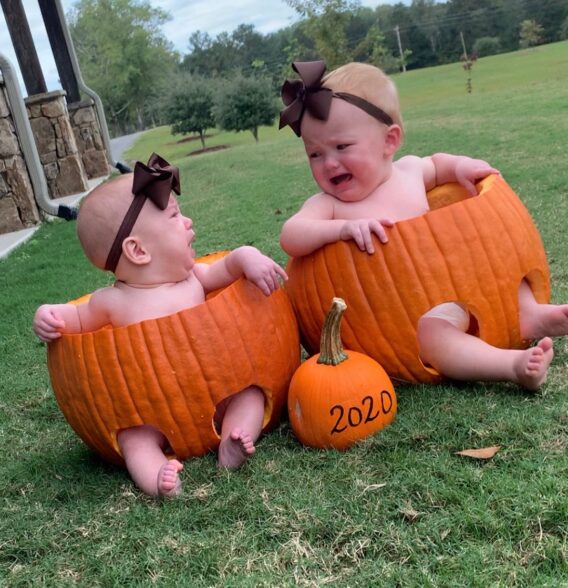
[279,61,568,390]
[33,154,287,497]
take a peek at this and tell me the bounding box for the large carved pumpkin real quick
[286,175,550,384]
[47,253,300,465]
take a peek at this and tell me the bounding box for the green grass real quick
[1,42,567,586]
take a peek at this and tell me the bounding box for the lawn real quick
[1,42,567,586]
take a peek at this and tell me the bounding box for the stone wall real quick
[25,90,89,198]
[0,80,40,234]
[69,99,111,179]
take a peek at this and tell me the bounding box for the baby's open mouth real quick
[331,173,352,185]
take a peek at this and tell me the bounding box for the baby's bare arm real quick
[428,153,499,195]
[195,247,287,296]
[33,288,114,341]
[280,194,346,257]
[281,193,394,256]
[33,303,82,341]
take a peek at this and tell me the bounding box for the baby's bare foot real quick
[521,304,568,339]
[158,459,183,497]
[218,428,256,469]
[513,337,554,390]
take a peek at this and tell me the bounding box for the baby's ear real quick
[122,236,151,265]
[383,124,402,157]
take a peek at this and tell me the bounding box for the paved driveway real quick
[110,131,143,164]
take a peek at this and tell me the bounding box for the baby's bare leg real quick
[519,280,568,339]
[117,425,183,497]
[418,316,554,390]
[218,386,265,469]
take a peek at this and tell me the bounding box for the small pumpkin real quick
[286,175,550,384]
[47,252,300,465]
[288,297,397,450]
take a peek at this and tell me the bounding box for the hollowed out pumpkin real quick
[286,175,550,384]
[47,253,300,465]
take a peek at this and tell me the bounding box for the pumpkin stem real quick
[317,297,349,366]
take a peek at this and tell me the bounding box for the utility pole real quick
[460,31,468,60]
[394,25,406,73]
[460,31,473,94]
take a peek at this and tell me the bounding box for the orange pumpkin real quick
[288,297,397,449]
[286,175,550,384]
[47,252,300,465]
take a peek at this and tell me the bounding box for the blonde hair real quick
[322,62,404,136]
[76,174,135,270]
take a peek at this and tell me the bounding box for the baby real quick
[279,61,568,390]
[34,153,287,497]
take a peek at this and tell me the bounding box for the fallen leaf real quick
[400,506,421,522]
[455,445,501,459]
[362,483,387,492]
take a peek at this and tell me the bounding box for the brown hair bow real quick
[279,61,332,137]
[279,60,394,137]
[104,153,181,272]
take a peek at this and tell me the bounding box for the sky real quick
[0,0,398,95]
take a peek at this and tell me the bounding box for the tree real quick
[166,77,216,148]
[354,24,399,74]
[68,0,178,134]
[214,76,278,142]
[519,19,544,48]
[286,0,361,68]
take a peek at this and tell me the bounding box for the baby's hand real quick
[33,305,65,342]
[340,218,394,254]
[241,250,288,296]
[455,157,500,196]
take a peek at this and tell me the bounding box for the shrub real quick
[472,36,501,57]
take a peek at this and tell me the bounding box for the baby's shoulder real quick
[394,154,425,171]
[299,191,336,214]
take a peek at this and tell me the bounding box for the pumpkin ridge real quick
[329,242,369,354]
[90,332,131,446]
[423,209,462,301]
[460,195,511,341]
[56,337,103,454]
[138,321,194,453]
[219,284,259,390]
[394,220,437,321]
[156,313,207,454]
[222,285,274,429]
[361,234,412,381]
[313,246,336,349]
[149,316,189,443]
[297,251,325,353]
[113,326,150,432]
[83,334,123,457]
[180,307,223,450]
[264,289,292,388]
[491,183,530,273]
[205,290,244,405]
[485,185,530,341]
[394,220,447,381]
[177,309,222,453]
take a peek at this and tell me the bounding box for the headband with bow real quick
[104,153,181,273]
[279,60,394,137]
